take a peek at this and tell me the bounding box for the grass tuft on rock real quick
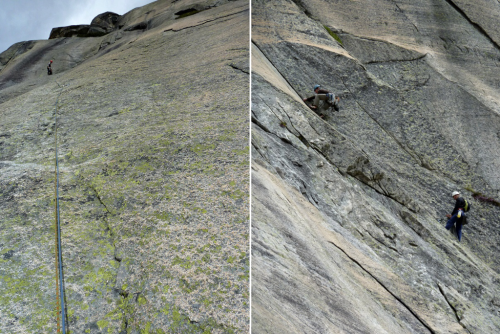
[324,25,342,45]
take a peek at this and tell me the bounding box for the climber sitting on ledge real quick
[445,191,469,242]
[47,60,53,75]
[303,84,340,112]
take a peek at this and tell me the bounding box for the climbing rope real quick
[53,82,66,333]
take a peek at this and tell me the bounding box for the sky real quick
[0,0,156,53]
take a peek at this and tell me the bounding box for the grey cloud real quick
[1,0,154,54]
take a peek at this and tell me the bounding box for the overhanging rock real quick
[49,12,121,39]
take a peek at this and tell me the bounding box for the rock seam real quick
[325,239,436,334]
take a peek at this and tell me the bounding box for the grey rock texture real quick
[0,0,249,333]
[252,0,500,333]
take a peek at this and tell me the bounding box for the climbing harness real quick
[53,82,66,333]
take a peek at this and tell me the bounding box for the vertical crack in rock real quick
[252,42,303,99]
[326,240,436,334]
[437,284,473,334]
[443,0,500,51]
[274,100,306,138]
[89,184,111,214]
[88,183,123,268]
[251,142,267,162]
[289,0,315,19]
[253,97,303,146]
[259,98,299,135]
[88,183,129,328]
[392,1,420,33]
[88,184,121,263]
[438,284,461,321]
[251,113,271,133]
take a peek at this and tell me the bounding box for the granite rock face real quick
[252,0,500,333]
[0,0,249,333]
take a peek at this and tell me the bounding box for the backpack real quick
[463,199,471,212]
[327,93,340,111]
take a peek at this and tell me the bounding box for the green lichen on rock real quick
[0,0,249,333]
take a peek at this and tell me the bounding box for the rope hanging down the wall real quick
[53,82,66,333]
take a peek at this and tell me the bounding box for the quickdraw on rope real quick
[53,82,66,333]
